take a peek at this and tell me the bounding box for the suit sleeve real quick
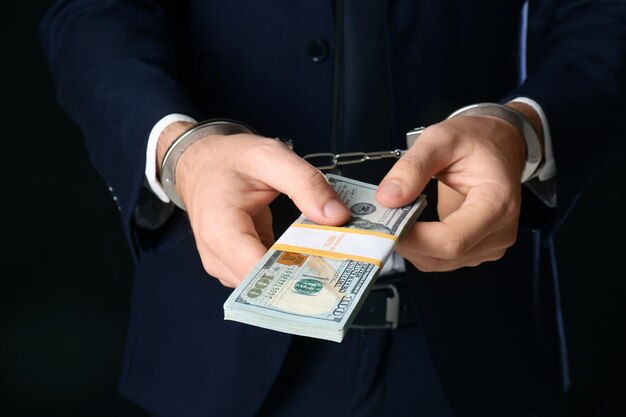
[509,0,626,224]
[39,0,200,259]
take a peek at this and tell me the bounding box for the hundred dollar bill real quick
[223,174,427,342]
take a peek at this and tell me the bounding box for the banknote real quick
[298,174,420,239]
[223,174,427,342]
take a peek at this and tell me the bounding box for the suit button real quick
[307,38,329,62]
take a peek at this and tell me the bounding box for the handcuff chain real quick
[276,126,424,171]
[302,149,405,171]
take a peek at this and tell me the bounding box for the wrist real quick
[159,119,256,210]
[447,102,543,182]
[505,101,545,163]
[156,121,195,178]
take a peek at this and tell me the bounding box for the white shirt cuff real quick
[145,113,198,203]
[510,97,556,181]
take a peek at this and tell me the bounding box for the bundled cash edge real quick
[223,174,427,342]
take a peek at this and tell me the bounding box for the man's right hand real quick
[157,123,351,288]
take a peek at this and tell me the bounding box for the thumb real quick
[376,129,449,207]
[288,169,351,225]
[249,144,351,225]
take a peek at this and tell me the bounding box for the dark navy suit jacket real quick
[40,1,626,416]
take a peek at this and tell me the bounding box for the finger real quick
[187,200,245,286]
[398,184,519,260]
[252,206,275,249]
[193,206,269,284]
[193,235,242,287]
[437,181,466,220]
[195,207,275,286]
[377,125,457,208]
[213,208,273,282]
[402,247,509,272]
[243,140,351,225]
[398,227,515,271]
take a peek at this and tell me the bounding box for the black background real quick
[1,2,625,416]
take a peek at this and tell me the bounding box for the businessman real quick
[40,1,626,416]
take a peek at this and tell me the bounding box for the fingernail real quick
[378,181,403,198]
[323,199,347,218]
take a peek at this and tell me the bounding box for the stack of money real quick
[223,174,427,342]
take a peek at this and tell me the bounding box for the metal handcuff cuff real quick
[160,103,542,211]
[160,119,256,211]
[303,103,542,178]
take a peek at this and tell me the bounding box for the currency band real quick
[270,244,386,269]
[272,223,398,268]
[447,102,542,183]
[289,223,397,240]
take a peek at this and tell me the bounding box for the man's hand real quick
[376,103,541,272]
[157,124,351,287]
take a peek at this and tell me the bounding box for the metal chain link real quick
[302,150,406,171]
[276,127,425,171]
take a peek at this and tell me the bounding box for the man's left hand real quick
[376,103,540,272]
